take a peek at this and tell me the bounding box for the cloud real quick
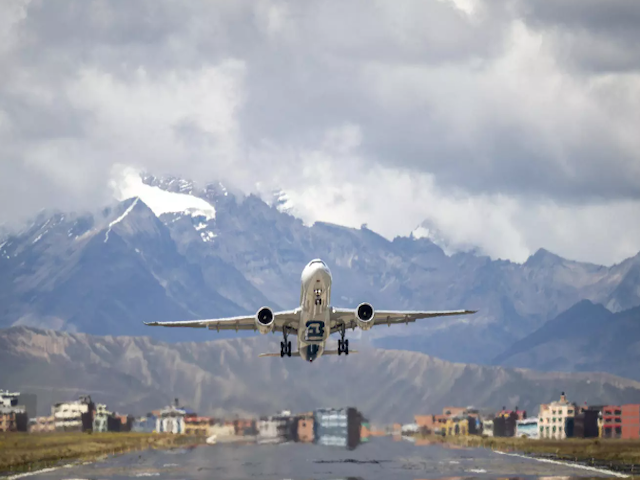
[265,141,640,265]
[0,0,639,265]
[515,0,640,73]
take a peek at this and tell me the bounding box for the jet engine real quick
[355,302,375,331]
[255,306,275,334]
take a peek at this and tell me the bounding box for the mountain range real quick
[495,300,640,381]
[3,326,640,422]
[0,174,639,367]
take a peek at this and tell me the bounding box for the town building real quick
[156,402,187,434]
[539,393,577,440]
[516,418,539,439]
[482,419,494,437]
[493,407,525,437]
[115,414,134,432]
[314,407,362,450]
[132,415,157,433]
[443,417,470,436]
[258,416,280,442]
[234,418,258,436]
[257,411,294,442]
[93,404,118,433]
[573,406,601,438]
[592,404,640,439]
[297,413,314,443]
[208,422,236,439]
[52,395,95,432]
[185,416,214,436]
[601,405,622,439]
[0,390,28,432]
[29,416,55,433]
[1,392,37,419]
[415,407,480,435]
[0,390,20,408]
[415,414,448,434]
[0,407,28,432]
[621,404,640,439]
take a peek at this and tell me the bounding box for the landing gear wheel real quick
[280,340,292,357]
[338,323,349,356]
[281,327,292,358]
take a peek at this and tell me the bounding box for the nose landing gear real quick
[280,327,292,357]
[337,323,349,355]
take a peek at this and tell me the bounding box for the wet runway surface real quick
[11,437,625,480]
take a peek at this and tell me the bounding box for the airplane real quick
[144,259,477,362]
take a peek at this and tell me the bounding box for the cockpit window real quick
[309,259,326,266]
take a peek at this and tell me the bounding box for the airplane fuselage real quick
[297,259,333,362]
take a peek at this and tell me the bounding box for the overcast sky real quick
[1,0,639,265]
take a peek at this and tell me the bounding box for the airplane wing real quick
[329,308,476,333]
[144,309,300,332]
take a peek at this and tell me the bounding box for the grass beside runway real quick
[418,434,640,474]
[0,432,197,474]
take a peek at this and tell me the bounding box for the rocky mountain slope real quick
[495,301,640,381]
[1,174,639,363]
[3,326,640,422]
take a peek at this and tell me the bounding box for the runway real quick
[7,437,625,480]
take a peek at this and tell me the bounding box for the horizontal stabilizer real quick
[258,350,358,358]
[259,351,301,357]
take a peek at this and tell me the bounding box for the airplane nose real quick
[301,260,332,283]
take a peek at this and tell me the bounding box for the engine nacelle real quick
[355,302,375,331]
[255,306,275,334]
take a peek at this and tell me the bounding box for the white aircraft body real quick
[145,259,476,362]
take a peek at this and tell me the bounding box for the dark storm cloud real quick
[518,0,640,34]
[355,97,640,202]
[515,0,640,72]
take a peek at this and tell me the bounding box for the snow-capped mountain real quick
[271,189,295,215]
[1,173,639,365]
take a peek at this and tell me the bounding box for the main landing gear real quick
[280,327,292,357]
[337,323,349,356]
